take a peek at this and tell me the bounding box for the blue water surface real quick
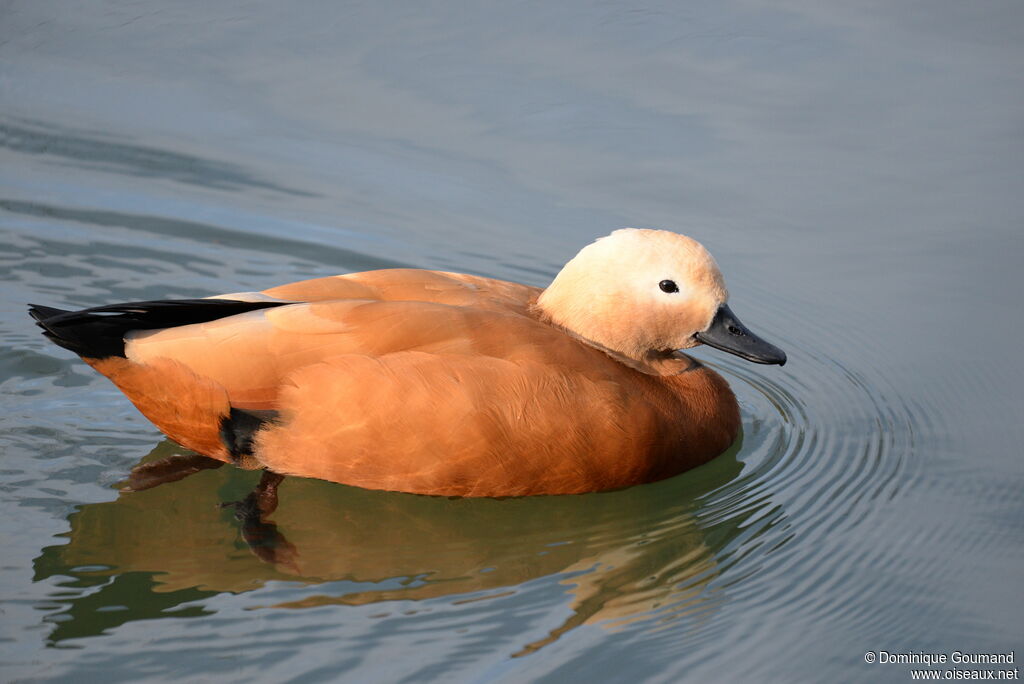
[1,2,1022,682]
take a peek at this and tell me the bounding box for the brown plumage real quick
[30,229,786,496]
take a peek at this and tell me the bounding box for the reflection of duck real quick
[30,229,784,496]
[35,440,744,651]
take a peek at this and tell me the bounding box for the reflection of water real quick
[35,438,747,654]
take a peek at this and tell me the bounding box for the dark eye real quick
[659,279,679,293]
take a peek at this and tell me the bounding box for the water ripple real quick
[0,117,315,196]
[677,299,941,656]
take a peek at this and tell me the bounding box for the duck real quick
[29,228,785,497]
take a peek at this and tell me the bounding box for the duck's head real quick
[536,229,786,366]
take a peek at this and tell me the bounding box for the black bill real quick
[693,304,787,366]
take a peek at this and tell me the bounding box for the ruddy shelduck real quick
[30,229,785,497]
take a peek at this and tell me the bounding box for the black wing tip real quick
[28,303,70,325]
[28,298,290,360]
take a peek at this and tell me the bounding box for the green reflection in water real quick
[34,436,758,653]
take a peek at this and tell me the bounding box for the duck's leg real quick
[221,469,285,520]
[223,470,299,571]
[121,452,224,492]
[251,469,286,516]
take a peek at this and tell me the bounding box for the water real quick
[2,2,1022,682]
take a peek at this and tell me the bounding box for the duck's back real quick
[239,268,541,315]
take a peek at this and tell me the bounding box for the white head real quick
[536,229,785,365]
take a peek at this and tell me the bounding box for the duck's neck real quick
[530,301,697,376]
[596,345,701,376]
[535,276,649,360]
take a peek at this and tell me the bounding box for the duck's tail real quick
[28,299,288,360]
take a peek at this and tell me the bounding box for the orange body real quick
[88,268,740,496]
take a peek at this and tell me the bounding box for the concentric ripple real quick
[656,300,936,672]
